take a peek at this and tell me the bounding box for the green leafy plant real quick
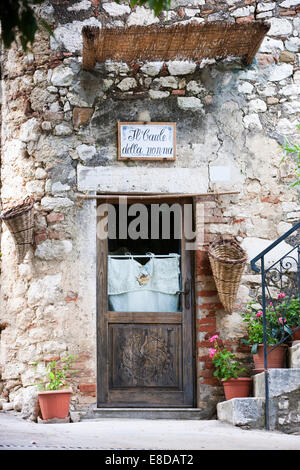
[0,0,52,51]
[281,123,300,188]
[241,295,298,354]
[280,296,300,328]
[125,0,171,16]
[209,335,246,381]
[36,354,77,391]
[241,303,277,354]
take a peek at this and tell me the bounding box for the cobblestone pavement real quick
[1,411,300,451]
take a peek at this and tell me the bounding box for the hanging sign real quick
[118,122,176,161]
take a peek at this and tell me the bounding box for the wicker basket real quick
[208,236,247,313]
[1,196,35,263]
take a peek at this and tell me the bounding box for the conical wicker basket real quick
[208,236,247,313]
[0,196,35,264]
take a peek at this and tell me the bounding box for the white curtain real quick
[108,255,180,312]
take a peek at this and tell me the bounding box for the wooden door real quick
[97,198,195,407]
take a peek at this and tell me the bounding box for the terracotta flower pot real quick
[253,344,287,374]
[292,327,300,341]
[221,378,252,400]
[38,389,72,420]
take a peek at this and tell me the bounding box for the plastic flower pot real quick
[253,344,287,374]
[221,378,252,400]
[38,389,72,420]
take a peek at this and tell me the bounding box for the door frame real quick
[96,194,197,408]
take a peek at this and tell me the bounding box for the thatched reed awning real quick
[82,22,270,70]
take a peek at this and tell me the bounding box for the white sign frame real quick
[117,122,176,161]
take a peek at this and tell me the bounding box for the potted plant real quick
[209,335,252,400]
[278,295,300,341]
[241,300,288,373]
[36,354,77,421]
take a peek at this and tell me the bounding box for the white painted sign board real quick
[118,122,176,161]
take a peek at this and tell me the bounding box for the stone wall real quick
[0,0,299,419]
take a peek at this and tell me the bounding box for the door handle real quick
[176,280,191,309]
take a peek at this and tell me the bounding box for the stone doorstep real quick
[289,341,300,368]
[37,416,71,424]
[82,408,203,420]
[217,398,266,429]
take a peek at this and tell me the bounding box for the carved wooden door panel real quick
[97,199,195,407]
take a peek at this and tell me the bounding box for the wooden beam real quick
[76,191,240,200]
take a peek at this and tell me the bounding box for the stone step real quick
[218,369,300,432]
[253,368,300,398]
[289,341,300,368]
[82,408,203,420]
[217,398,265,429]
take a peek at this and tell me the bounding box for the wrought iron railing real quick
[250,221,300,430]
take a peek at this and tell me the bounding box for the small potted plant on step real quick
[36,354,77,421]
[241,300,288,373]
[278,294,300,341]
[209,335,252,400]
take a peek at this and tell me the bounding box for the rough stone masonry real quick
[0,0,299,420]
